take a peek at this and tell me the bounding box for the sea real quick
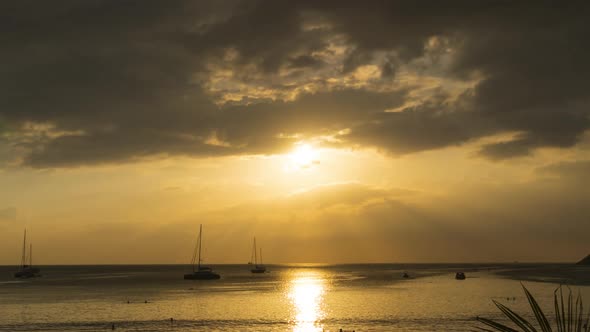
[1,264,589,331]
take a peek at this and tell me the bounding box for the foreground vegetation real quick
[477,285,590,332]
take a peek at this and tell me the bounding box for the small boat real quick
[455,272,466,280]
[402,272,410,279]
[184,225,220,280]
[249,237,266,274]
[14,229,41,279]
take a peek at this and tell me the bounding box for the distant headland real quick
[577,255,590,265]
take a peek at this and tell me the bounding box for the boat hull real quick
[251,268,266,273]
[14,267,41,278]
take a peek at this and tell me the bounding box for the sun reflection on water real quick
[288,270,326,332]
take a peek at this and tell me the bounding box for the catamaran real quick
[14,229,41,278]
[184,225,220,280]
[249,237,266,273]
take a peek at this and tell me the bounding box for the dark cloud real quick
[20,88,405,167]
[1,1,589,167]
[342,94,491,154]
[288,55,325,69]
[380,60,396,79]
[478,136,535,160]
[537,160,590,181]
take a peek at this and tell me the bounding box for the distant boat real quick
[455,272,466,280]
[402,272,410,279]
[14,229,41,279]
[184,225,220,280]
[248,237,266,274]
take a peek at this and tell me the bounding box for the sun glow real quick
[286,144,320,171]
[288,271,326,332]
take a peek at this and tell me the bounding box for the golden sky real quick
[1,1,590,264]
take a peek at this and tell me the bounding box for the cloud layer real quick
[1,1,589,167]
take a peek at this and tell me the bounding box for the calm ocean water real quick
[0,264,588,331]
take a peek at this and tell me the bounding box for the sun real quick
[286,144,320,170]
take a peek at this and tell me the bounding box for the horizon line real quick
[0,261,578,267]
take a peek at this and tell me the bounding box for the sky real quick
[1,1,589,264]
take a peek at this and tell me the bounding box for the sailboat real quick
[14,229,41,278]
[184,225,220,280]
[249,237,266,273]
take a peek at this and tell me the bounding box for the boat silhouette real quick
[248,237,266,274]
[184,225,220,280]
[14,229,41,279]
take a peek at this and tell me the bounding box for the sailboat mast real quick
[21,229,27,268]
[253,237,258,265]
[260,248,263,265]
[190,229,199,273]
[198,224,203,269]
[250,238,255,264]
[190,243,196,273]
[29,244,33,267]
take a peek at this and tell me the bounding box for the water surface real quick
[0,264,587,331]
